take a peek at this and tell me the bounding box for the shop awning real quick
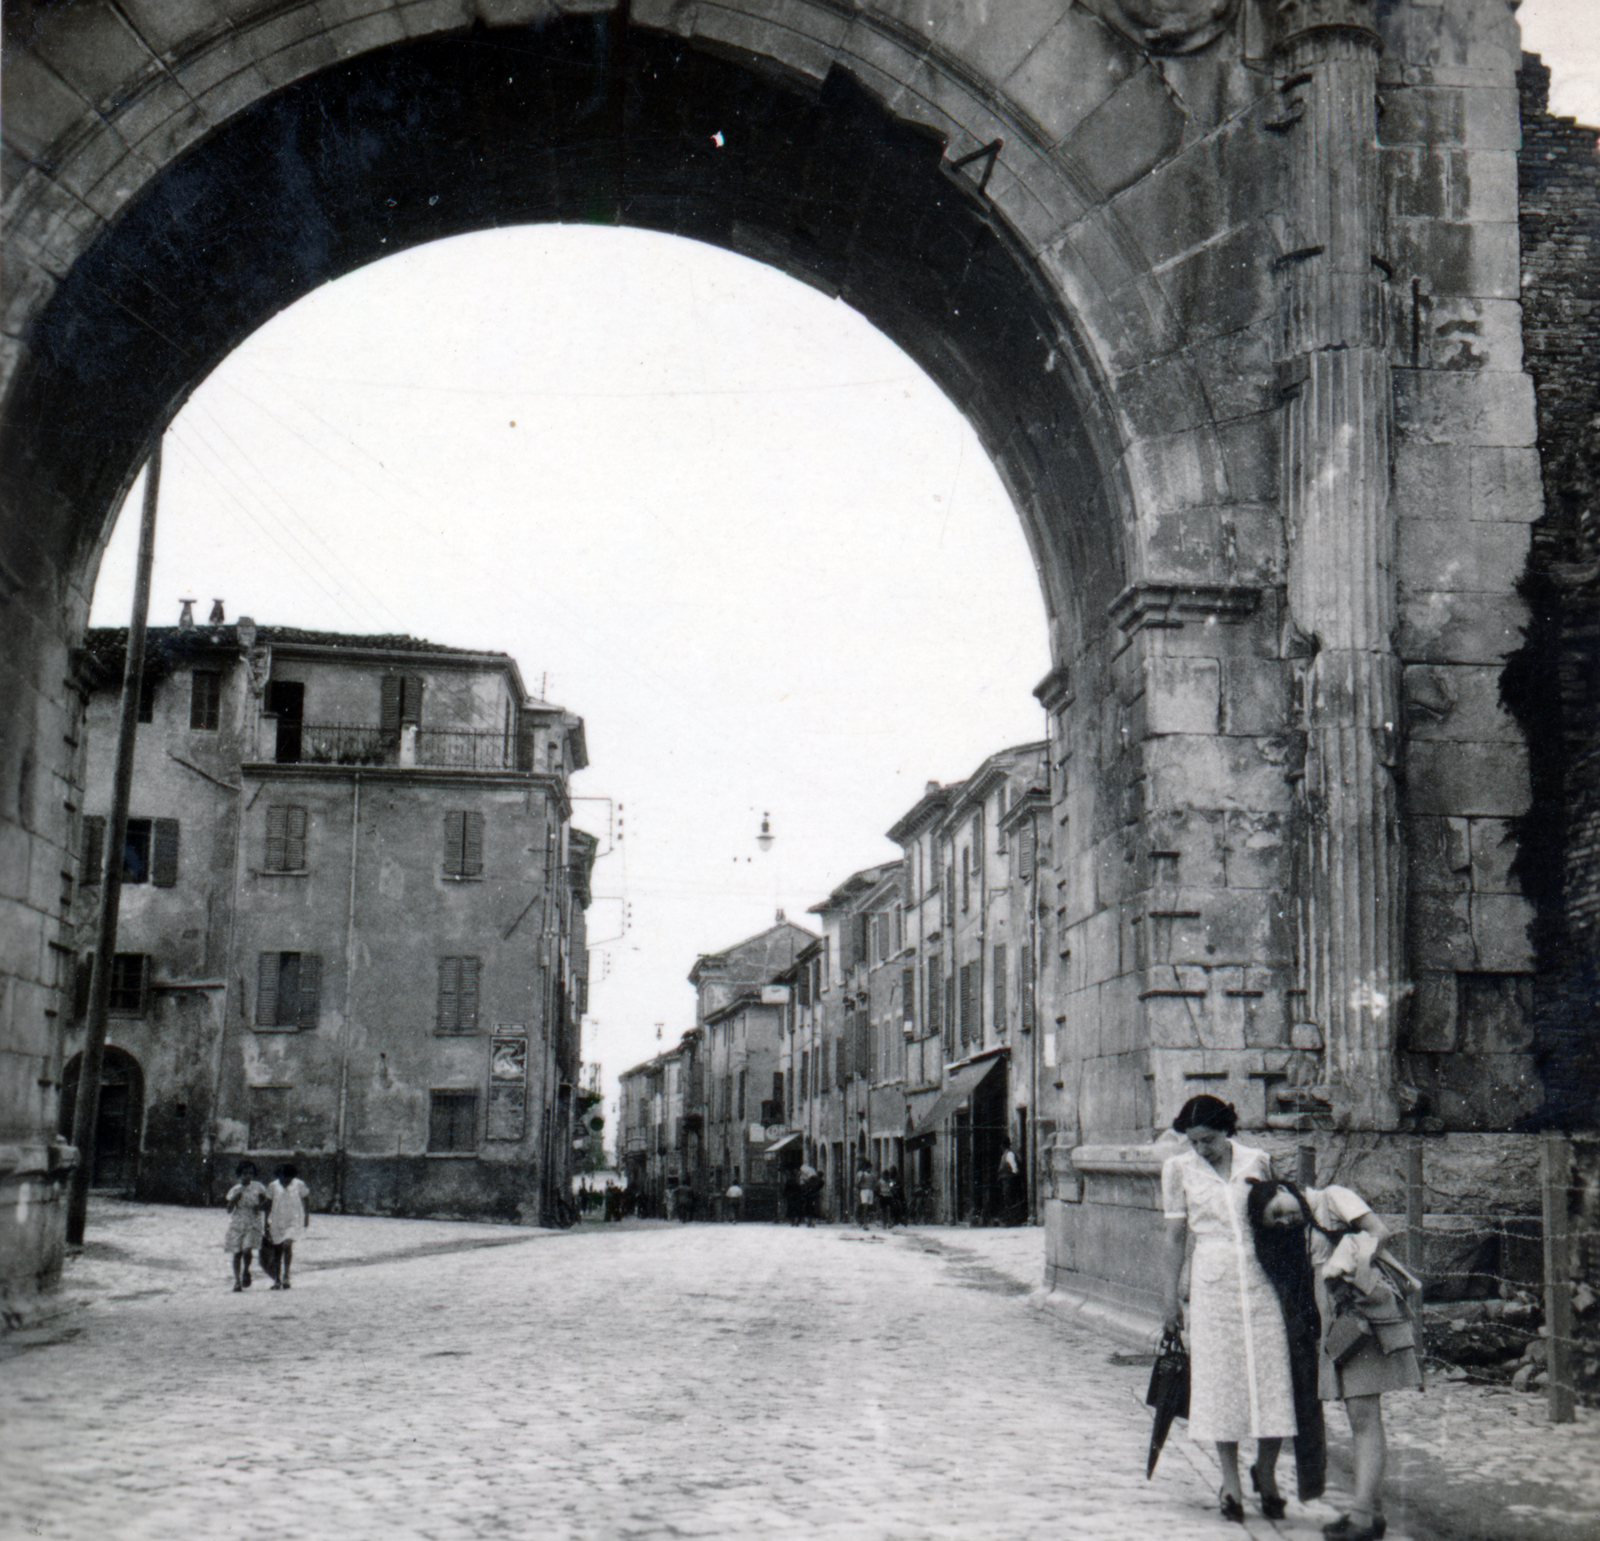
[908,1056,1003,1142]
[762,1132,802,1158]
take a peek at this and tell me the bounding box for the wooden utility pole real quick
[66,436,162,1245]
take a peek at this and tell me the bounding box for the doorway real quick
[59,1047,145,1191]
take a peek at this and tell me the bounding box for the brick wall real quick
[1511,54,1600,1124]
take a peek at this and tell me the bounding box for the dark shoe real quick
[1250,1463,1288,1520]
[1220,1490,1245,1524]
[1323,1515,1384,1541]
[232,1282,243,1292]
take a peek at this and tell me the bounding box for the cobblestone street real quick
[2,1201,1595,1541]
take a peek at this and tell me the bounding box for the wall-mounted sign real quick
[488,1031,528,1141]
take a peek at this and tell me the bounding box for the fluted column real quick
[1277,0,1402,1129]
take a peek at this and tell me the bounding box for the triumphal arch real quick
[1,0,1571,1316]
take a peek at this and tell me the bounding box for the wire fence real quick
[1377,1134,1598,1422]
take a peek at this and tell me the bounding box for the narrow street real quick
[2,1202,1594,1541]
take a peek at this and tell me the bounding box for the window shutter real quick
[438,957,460,1031]
[81,816,105,885]
[852,912,868,969]
[463,812,484,877]
[1022,940,1036,1035]
[1020,819,1037,881]
[135,954,152,1017]
[265,807,288,872]
[459,957,480,1030]
[276,952,301,1028]
[401,675,424,726]
[902,966,915,1032]
[256,953,279,1026]
[380,675,402,734]
[285,806,307,871]
[296,954,320,1027]
[443,811,465,874]
[993,944,1007,1033]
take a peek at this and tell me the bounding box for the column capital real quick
[1273,0,1381,54]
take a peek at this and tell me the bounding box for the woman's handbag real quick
[1145,1327,1190,1477]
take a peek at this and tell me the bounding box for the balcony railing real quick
[278,723,522,771]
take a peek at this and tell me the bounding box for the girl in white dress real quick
[1160,1095,1297,1524]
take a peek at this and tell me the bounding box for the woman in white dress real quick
[1160,1095,1297,1524]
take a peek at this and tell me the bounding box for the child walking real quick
[265,1163,311,1288]
[223,1161,269,1292]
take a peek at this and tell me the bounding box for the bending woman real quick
[1160,1095,1297,1524]
[1253,1180,1423,1541]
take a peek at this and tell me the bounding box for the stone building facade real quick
[58,618,592,1226]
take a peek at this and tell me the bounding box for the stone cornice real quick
[1108,583,1262,634]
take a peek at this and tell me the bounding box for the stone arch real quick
[59,1046,146,1190]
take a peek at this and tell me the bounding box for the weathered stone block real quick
[1422,295,1523,373]
[1221,809,1287,890]
[1099,972,1144,1056]
[1405,970,1458,1052]
[1467,817,1518,895]
[1404,663,1521,742]
[1147,807,1226,888]
[1397,591,1527,665]
[1468,894,1534,972]
[1406,740,1530,818]
[1002,14,1132,147]
[1423,1051,1543,1131]
[1144,655,1219,735]
[1407,889,1475,970]
[1392,367,1537,448]
[1394,440,1471,522]
[1389,217,1518,300]
[1080,1052,1148,1140]
[1408,815,1471,894]
[1221,657,1285,737]
[1149,1048,1271,1130]
[1143,735,1295,816]
[1398,516,1529,594]
[1058,65,1185,200]
[1457,970,1533,1053]
[1469,446,1543,523]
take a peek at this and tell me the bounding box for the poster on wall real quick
[487,1029,528,1142]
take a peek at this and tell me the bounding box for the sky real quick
[89,3,1598,1140]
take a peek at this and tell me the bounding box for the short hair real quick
[1172,1094,1239,1136]
[236,1160,257,1178]
[278,1162,298,1181]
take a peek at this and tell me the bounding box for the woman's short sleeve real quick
[1318,1184,1373,1228]
[1161,1156,1188,1220]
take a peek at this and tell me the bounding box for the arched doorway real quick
[59,1047,146,1193]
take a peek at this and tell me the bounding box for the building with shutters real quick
[882,743,1048,1224]
[59,613,592,1224]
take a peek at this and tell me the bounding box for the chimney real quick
[925,780,940,796]
[208,599,225,625]
[177,598,196,631]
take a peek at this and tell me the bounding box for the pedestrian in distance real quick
[797,1162,823,1226]
[856,1160,877,1230]
[724,1181,744,1222]
[222,1160,270,1292]
[264,1163,311,1289]
[998,1137,1024,1225]
[1250,1178,1423,1541]
[1159,1095,1296,1525]
[875,1165,901,1227]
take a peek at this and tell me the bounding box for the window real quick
[380,673,425,733]
[959,961,977,1047]
[136,675,155,724]
[902,966,915,1036]
[108,953,149,1015]
[122,819,151,884]
[249,1086,292,1150]
[190,670,221,730]
[993,944,1008,1035]
[737,1069,746,1122]
[961,845,971,913]
[443,811,484,877]
[256,951,321,1029]
[801,1050,810,1104]
[80,816,105,885]
[118,817,179,887]
[436,956,481,1033]
[428,1090,478,1153]
[926,952,943,1041]
[264,806,308,871]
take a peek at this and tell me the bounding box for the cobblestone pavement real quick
[1,1201,1595,1541]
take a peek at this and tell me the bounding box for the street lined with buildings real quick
[3,1199,1596,1541]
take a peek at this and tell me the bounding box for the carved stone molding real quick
[1080,0,1241,55]
[1108,583,1262,634]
